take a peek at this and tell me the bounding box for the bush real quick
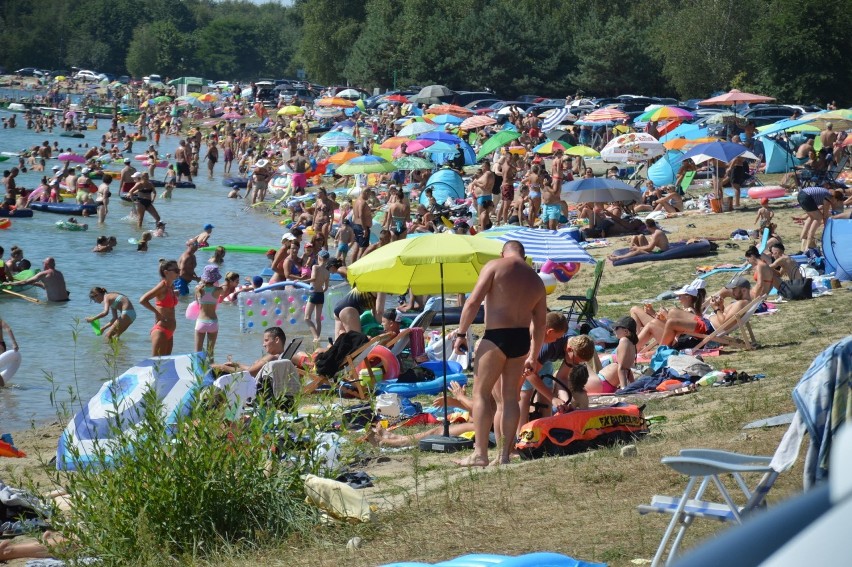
[46,354,340,566]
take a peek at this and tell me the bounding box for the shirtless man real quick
[351,188,373,261]
[119,158,136,195]
[453,240,547,467]
[608,219,669,262]
[820,122,838,164]
[212,326,288,378]
[175,139,193,183]
[744,245,780,298]
[290,149,310,194]
[468,162,495,227]
[175,241,200,296]
[16,257,70,302]
[707,277,753,330]
[251,159,272,205]
[498,153,516,225]
[768,243,801,282]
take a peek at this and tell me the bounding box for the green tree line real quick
[1,0,848,105]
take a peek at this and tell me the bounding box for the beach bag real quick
[396,366,435,384]
[375,393,402,418]
[779,278,813,300]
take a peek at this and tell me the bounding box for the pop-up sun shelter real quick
[421,168,465,206]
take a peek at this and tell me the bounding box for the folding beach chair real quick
[689,294,766,351]
[638,335,852,566]
[558,259,605,328]
[281,337,303,362]
[678,170,696,196]
[387,309,436,359]
[303,333,394,399]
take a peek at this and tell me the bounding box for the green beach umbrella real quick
[336,155,397,175]
[475,130,521,161]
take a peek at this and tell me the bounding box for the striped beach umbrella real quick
[479,227,595,264]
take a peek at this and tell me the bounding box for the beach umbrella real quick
[705,111,738,125]
[428,140,477,167]
[478,227,595,264]
[541,107,575,132]
[637,106,694,122]
[565,145,600,157]
[401,139,436,154]
[398,121,438,137]
[429,104,474,118]
[561,178,642,204]
[583,107,630,123]
[533,140,571,155]
[600,132,665,162]
[327,151,361,165]
[384,94,410,104]
[381,136,414,149]
[418,131,462,145]
[460,115,496,130]
[418,141,457,155]
[316,97,356,108]
[221,111,242,120]
[197,93,218,103]
[317,131,356,148]
[474,129,522,161]
[754,118,817,138]
[57,152,85,164]
[699,89,775,107]
[393,156,435,171]
[336,88,364,100]
[411,85,453,105]
[57,354,209,471]
[277,105,304,116]
[347,234,506,452]
[800,108,852,131]
[663,136,722,150]
[680,141,758,165]
[336,155,396,175]
[431,114,464,125]
[314,107,344,119]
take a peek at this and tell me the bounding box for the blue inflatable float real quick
[611,239,712,266]
[376,361,466,397]
[379,551,605,567]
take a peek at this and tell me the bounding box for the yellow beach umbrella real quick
[278,105,305,116]
[565,145,600,157]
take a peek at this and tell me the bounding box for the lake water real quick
[0,110,296,431]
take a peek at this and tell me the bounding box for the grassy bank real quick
[5,193,850,567]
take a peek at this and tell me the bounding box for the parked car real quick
[142,74,162,85]
[485,101,535,117]
[464,98,502,111]
[74,70,103,82]
[277,87,318,105]
[117,75,131,85]
[453,91,496,107]
[15,67,44,77]
[741,104,799,126]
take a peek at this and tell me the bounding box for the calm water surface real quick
[0,111,292,430]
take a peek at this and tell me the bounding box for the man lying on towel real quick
[608,219,669,262]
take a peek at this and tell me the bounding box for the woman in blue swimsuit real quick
[86,287,137,340]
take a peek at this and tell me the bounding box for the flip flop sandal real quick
[686,223,697,228]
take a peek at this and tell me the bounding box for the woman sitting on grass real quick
[587,317,638,393]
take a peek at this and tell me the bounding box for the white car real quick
[143,74,162,85]
[212,81,232,90]
[74,70,103,82]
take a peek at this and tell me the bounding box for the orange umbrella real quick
[583,107,629,123]
[316,97,356,108]
[429,104,474,118]
[328,151,361,165]
[663,137,722,150]
[380,136,413,149]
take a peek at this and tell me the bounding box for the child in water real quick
[153,221,167,237]
[137,231,152,251]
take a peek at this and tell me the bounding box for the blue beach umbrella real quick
[418,131,463,145]
[681,141,758,165]
[479,227,595,264]
[317,131,356,148]
[56,354,209,471]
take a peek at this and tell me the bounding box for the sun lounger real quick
[303,333,394,399]
[689,294,766,351]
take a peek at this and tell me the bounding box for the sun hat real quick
[674,278,707,296]
[201,265,222,283]
[281,233,296,242]
[613,316,637,333]
[124,158,131,164]
[255,159,269,168]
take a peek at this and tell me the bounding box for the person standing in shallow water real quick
[139,259,180,356]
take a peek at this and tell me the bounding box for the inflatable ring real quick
[0,218,10,230]
[185,300,200,320]
[356,345,400,380]
[0,350,22,382]
[541,260,581,283]
[747,185,786,200]
[539,272,558,295]
[56,221,88,231]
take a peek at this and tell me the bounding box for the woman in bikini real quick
[194,265,224,360]
[86,287,137,340]
[631,280,711,352]
[522,164,543,228]
[587,317,638,394]
[281,244,305,281]
[128,172,161,229]
[140,259,180,356]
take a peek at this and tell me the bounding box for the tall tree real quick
[295,0,367,84]
[126,21,193,79]
[343,0,403,89]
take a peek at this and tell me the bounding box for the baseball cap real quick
[319,250,330,259]
[81,167,91,174]
[613,316,637,333]
[282,233,296,242]
[725,276,752,290]
[674,278,707,297]
[124,158,131,164]
[252,276,264,287]
[131,171,142,178]
[203,223,214,231]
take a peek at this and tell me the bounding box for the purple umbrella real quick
[58,153,85,163]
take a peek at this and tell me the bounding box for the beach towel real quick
[304,474,373,523]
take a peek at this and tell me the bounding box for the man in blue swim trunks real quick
[468,162,495,228]
[175,240,200,296]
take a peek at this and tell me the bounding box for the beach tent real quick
[823,219,852,281]
[648,150,685,186]
[421,168,465,206]
[167,77,208,97]
[762,138,800,174]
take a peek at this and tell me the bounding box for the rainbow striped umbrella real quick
[533,140,571,155]
[637,106,694,122]
[583,107,629,123]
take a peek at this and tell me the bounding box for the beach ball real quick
[246,310,254,316]
[260,309,267,316]
[276,319,283,326]
[539,272,558,295]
